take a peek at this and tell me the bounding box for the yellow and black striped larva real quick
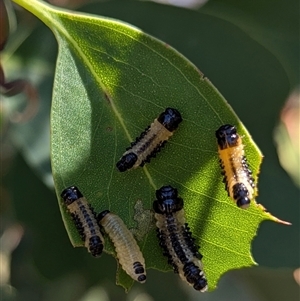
[116,107,182,172]
[97,210,146,283]
[153,185,208,292]
[61,186,104,257]
[215,124,255,209]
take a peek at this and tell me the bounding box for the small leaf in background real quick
[274,88,300,188]
[12,0,290,292]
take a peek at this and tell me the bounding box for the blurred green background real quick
[1,0,299,300]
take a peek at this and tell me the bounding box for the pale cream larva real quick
[97,210,146,283]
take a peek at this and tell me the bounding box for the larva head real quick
[61,186,83,206]
[153,185,183,214]
[215,124,239,149]
[97,210,110,223]
[232,183,251,209]
[157,108,182,132]
[116,152,138,172]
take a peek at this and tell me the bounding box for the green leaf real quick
[13,0,287,292]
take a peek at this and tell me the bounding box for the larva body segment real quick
[116,108,182,172]
[61,186,104,257]
[215,124,255,209]
[153,186,208,292]
[98,210,146,283]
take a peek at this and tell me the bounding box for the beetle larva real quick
[61,186,104,257]
[216,124,255,208]
[116,107,182,172]
[97,210,146,283]
[153,185,208,292]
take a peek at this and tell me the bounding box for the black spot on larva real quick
[232,183,250,208]
[153,185,208,292]
[97,209,110,222]
[133,261,145,274]
[183,262,208,291]
[157,107,182,132]
[61,186,104,257]
[153,185,183,214]
[116,152,138,172]
[61,186,83,206]
[130,126,150,148]
[88,236,104,257]
[138,274,147,282]
[215,124,238,150]
[116,108,182,172]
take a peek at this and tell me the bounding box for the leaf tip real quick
[256,203,291,225]
[271,216,292,226]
